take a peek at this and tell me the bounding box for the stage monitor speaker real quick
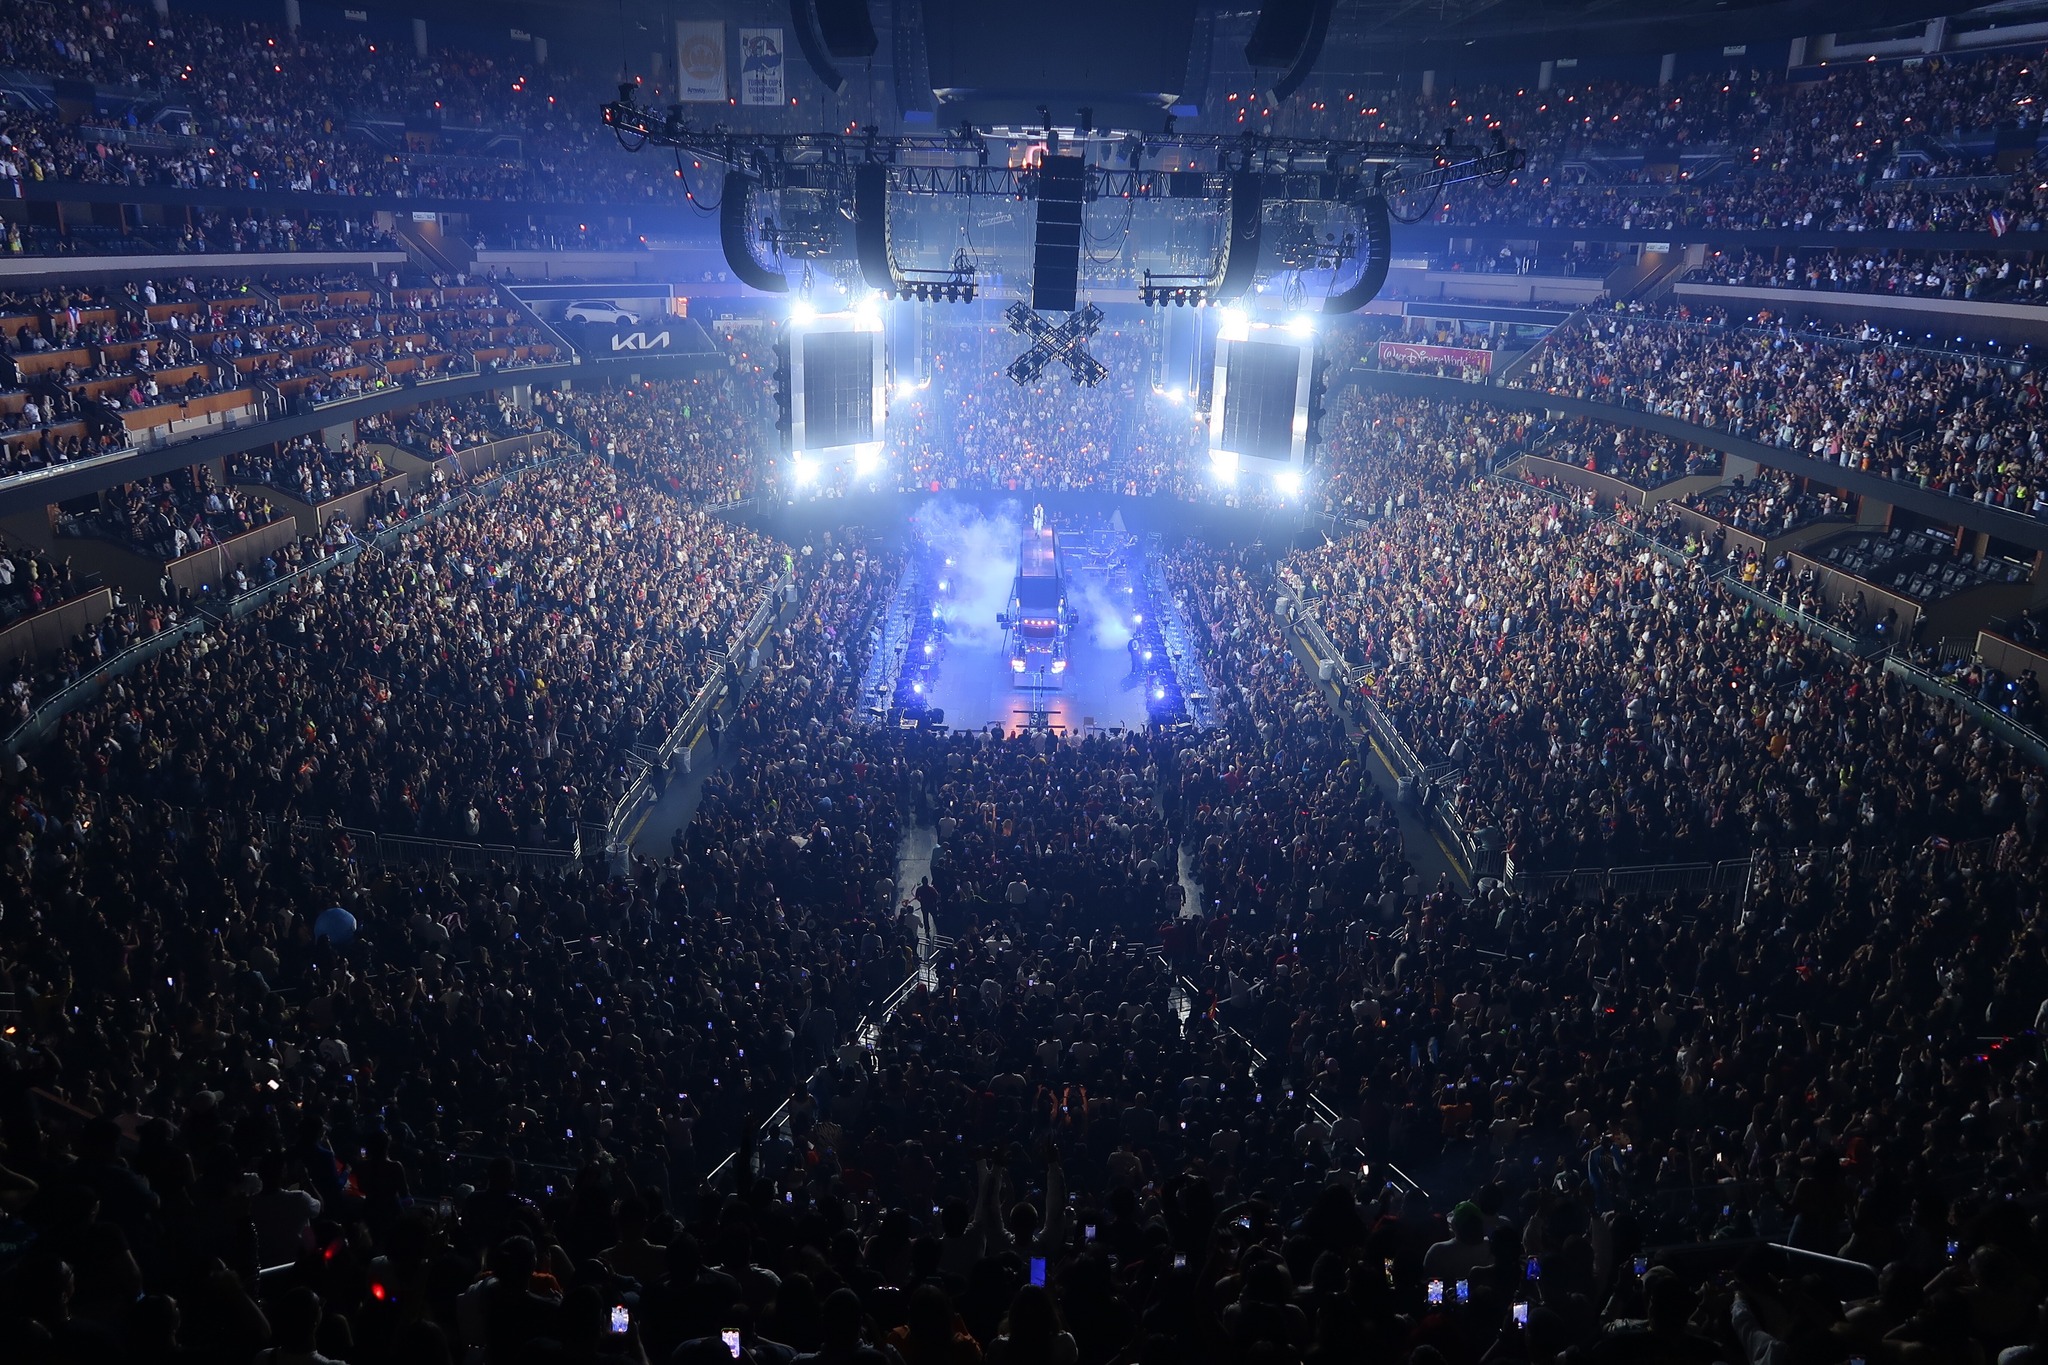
[719,172,790,294]
[854,163,894,292]
[1210,172,1264,304]
[1322,195,1390,313]
[1031,156,1085,313]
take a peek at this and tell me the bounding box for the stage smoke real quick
[911,497,1023,649]
[1069,576,1133,650]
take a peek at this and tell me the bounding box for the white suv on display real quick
[563,301,640,325]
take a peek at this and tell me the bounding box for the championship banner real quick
[739,28,785,107]
[1377,340,1494,374]
[675,20,727,103]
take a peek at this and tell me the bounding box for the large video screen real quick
[1219,340,1302,462]
[801,331,877,451]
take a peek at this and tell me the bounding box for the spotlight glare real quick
[1273,468,1304,499]
[791,455,819,487]
[790,300,817,325]
[1288,313,1316,338]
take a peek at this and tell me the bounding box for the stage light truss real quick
[1139,272,1209,308]
[1004,302,1107,388]
[893,249,980,303]
[599,95,1524,207]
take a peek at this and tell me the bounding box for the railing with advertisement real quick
[1376,340,1495,375]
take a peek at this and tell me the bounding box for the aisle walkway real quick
[1283,623,1470,893]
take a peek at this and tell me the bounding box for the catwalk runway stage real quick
[859,497,1212,735]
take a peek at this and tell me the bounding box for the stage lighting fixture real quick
[1273,468,1304,498]
[792,454,819,486]
[790,299,817,325]
[855,442,883,476]
[1051,659,1067,673]
[1011,658,1027,672]
[855,293,882,322]
[1211,448,1240,483]
[1288,313,1316,337]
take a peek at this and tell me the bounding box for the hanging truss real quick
[600,94,1524,206]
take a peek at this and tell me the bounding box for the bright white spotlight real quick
[1288,313,1316,338]
[912,681,924,694]
[1132,612,1144,625]
[1153,686,1166,700]
[854,442,882,476]
[790,299,817,325]
[1217,307,1249,341]
[1050,659,1067,673]
[1011,658,1026,672]
[854,292,882,322]
[1210,448,1240,484]
[1273,468,1304,499]
[1166,387,1185,404]
[791,455,819,487]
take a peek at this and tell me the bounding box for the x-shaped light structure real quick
[1003,301,1108,388]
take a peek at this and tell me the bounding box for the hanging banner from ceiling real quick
[739,28,785,107]
[675,20,727,103]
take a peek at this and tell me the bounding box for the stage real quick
[866,499,1206,734]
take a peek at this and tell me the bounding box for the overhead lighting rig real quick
[602,90,1522,312]
[1140,272,1210,308]
[600,91,1522,206]
[1005,302,1107,388]
[889,248,979,304]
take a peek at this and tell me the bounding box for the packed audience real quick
[887,321,1209,497]
[1507,306,2048,510]
[540,369,771,504]
[55,467,283,560]
[5,1,2048,250]
[0,372,2035,1365]
[1692,247,2048,303]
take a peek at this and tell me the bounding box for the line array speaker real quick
[1030,156,1085,313]
[719,172,789,294]
[1210,172,1264,304]
[854,163,894,292]
[1322,196,1391,313]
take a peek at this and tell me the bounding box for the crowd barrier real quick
[587,570,792,871]
[703,933,952,1195]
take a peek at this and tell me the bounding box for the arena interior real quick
[7,0,2048,1361]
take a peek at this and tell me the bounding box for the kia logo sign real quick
[609,330,672,352]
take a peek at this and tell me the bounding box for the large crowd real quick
[1,3,2048,256]
[0,343,2039,1365]
[3,19,2048,1359]
[1506,305,2048,510]
[885,321,1209,498]
[1689,247,2048,303]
